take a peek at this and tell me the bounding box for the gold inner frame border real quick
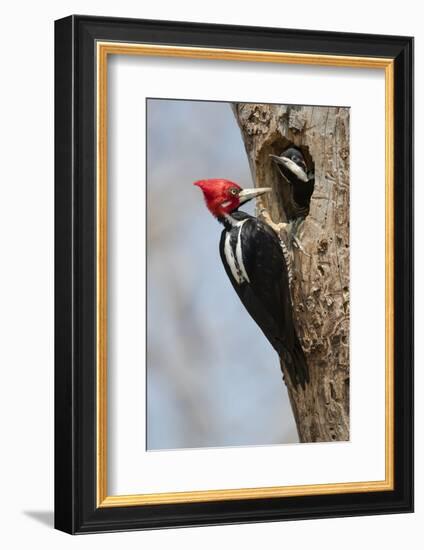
[96,42,394,508]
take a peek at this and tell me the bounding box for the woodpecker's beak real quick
[238,187,272,205]
[270,154,308,183]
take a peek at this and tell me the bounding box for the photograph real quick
[146,98,350,450]
[0,0,418,544]
[52,14,413,534]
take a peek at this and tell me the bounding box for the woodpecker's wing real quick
[219,217,296,354]
[292,178,315,219]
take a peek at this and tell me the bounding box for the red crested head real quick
[194,179,271,219]
[193,179,243,218]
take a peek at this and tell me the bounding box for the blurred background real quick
[147,98,298,450]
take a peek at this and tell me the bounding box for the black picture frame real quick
[55,14,414,534]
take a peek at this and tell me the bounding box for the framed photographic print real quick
[54,15,414,534]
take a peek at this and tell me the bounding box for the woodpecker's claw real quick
[292,236,311,257]
[259,209,289,239]
[284,218,306,253]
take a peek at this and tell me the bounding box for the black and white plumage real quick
[270,147,315,221]
[219,211,309,388]
[194,178,309,389]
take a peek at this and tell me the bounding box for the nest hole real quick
[256,134,315,223]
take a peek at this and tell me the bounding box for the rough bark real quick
[233,103,350,443]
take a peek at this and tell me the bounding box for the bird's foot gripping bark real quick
[258,208,293,287]
[258,208,290,239]
[258,205,310,256]
[288,218,311,258]
[292,236,310,256]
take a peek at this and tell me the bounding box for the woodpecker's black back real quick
[219,211,309,388]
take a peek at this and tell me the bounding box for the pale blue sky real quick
[146,98,297,450]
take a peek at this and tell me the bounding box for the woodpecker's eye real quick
[229,188,239,196]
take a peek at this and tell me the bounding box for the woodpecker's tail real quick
[280,337,309,389]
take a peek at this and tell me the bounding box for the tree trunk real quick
[233,103,350,443]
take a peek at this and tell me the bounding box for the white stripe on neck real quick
[223,220,250,285]
[224,232,242,284]
[235,220,250,283]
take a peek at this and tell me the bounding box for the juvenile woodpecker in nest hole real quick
[270,147,314,220]
[194,178,309,389]
[270,147,315,253]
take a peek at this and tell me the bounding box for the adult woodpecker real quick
[194,178,309,388]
